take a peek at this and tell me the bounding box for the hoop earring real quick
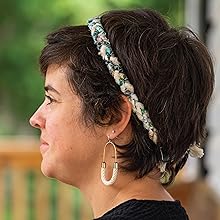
[101,137,118,186]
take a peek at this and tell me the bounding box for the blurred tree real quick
[0,0,77,134]
[0,0,184,135]
[107,0,184,26]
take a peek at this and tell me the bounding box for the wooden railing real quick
[0,138,219,220]
[0,138,92,220]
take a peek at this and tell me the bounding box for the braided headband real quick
[87,17,204,166]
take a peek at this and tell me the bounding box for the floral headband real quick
[87,17,204,172]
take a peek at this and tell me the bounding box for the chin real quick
[41,159,57,178]
[40,160,74,186]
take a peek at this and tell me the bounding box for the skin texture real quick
[30,64,106,186]
[29,64,173,218]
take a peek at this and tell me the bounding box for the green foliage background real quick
[0,0,184,135]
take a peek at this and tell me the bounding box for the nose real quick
[29,105,45,129]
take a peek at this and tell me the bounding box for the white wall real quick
[207,0,220,197]
[184,0,220,197]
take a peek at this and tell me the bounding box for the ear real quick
[106,95,132,140]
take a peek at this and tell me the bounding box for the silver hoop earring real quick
[101,137,118,186]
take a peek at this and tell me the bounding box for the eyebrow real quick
[44,85,61,96]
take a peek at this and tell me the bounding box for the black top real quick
[94,199,189,220]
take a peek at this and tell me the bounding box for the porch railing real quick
[1,138,219,220]
[0,138,92,220]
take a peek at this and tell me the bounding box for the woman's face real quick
[29,64,105,186]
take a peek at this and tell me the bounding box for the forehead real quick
[45,64,72,94]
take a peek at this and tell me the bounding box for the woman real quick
[30,9,214,219]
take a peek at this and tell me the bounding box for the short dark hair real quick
[39,9,214,185]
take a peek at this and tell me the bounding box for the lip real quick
[40,138,49,155]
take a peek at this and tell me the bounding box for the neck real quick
[79,170,174,219]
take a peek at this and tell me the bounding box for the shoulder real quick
[95,199,189,220]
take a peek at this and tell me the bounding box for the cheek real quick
[46,110,83,150]
[47,121,72,148]
[44,103,101,161]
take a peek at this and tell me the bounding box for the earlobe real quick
[107,95,132,140]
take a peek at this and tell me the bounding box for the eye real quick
[45,94,55,105]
